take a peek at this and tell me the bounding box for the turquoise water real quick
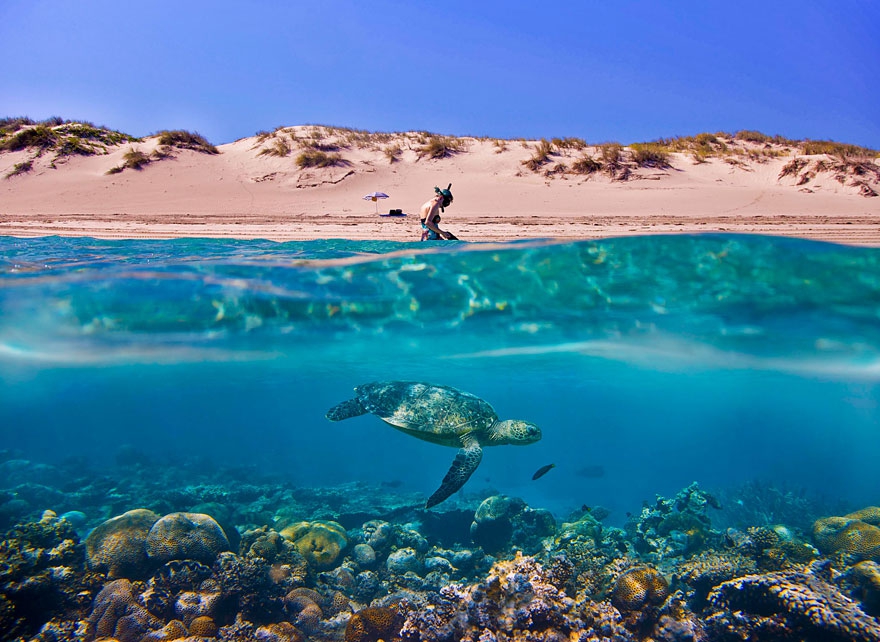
[1,234,878,524]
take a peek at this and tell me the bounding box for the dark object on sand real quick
[576,464,606,479]
[532,463,556,480]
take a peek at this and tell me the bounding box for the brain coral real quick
[280,520,348,570]
[610,566,669,612]
[345,606,400,642]
[847,507,880,526]
[87,578,162,641]
[85,508,160,579]
[145,512,230,565]
[813,517,880,560]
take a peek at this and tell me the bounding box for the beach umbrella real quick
[363,191,390,214]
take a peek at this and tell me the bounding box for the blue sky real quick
[2,0,878,147]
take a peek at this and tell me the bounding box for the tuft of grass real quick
[630,143,671,168]
[55,136,93,157]
[522,139,555,171]
[570,155,602,174]
[417,135,464,159]
[123,148,151,169]
[552,137,587,151]
[106,148,151,174]
[4,160,33,179]
[258,138,291,157]
[383,144,402,163]
[779,158,809,180]
[295,149,345,168]
[156,130,219,154]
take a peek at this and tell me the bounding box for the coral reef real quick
[85,508,160,579]
[469,495,556,555]
[345,606,401,642]
[0,511,101,639]
[145,511,231,565]
[708,560,880,642]
[626,482,721,561]
[814,515,880,561]
[611,566,669,612]
[280,520,349,570]
[3,453,878,642]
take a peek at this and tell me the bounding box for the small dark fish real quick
[532,463,556,480]
[576,464,606,479]
[581,504,592,512]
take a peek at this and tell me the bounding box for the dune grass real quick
[156,130,219,154]
[522,139,555,171]
[106,148,152,174]
[4,160,33,179]
[258,137,292,158]
[417,135,464,160]
[295,148,346,168]
[0,125,57,152]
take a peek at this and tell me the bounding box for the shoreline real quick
[3,125,879,246]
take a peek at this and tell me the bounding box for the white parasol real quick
[363,191,390,214]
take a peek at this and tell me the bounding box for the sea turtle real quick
[325,381,542,508]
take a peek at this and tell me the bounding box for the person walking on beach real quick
[420,184,455,241]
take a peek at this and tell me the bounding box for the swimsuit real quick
[420,218,441,241]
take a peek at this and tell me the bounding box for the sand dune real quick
[2,124,879,245]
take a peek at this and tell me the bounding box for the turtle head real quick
[490,419,542,445]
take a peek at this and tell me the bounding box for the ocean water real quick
[1,233,879,526]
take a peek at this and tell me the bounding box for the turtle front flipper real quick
[426,438,483,509]
[326,397,367,421]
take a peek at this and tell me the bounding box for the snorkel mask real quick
[434,183,453,211]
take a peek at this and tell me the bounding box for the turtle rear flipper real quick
[426,440,483,509]
[326,398,367,421]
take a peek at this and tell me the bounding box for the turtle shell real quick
[355,381,497,444]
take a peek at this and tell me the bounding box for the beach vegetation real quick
[106,148,152,174]
[735,130,772,144]
[258,137,292,157]
[522,139,555,171]
[156,130,219,154]
[123,148,151,170]
[630,143,671,168]
[570,155,602,174]
[0,117,37,137]
[493,139,508,153]
[417,135,464,160]
[0,125,57,152]
[383,144,402,163]
[4,160,33,179]
[800,140,878,160]
[552,137,587,151]
[779,158,809,180]
[295,148,345,168]
[151,146,174,160]
[55,136,93,157]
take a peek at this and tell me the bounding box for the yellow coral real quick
[610,566,669,612]
[280,520,348,570]
[846,507,880,526]
[345,606,399,642]
[85,508,160,579]
[189,615,218,637]
[813,517,880,560]
[145,512,230,564]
